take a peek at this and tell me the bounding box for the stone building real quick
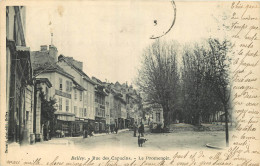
[92,77,108,133]
[6,6,34,145]
[33,78,52,142]
[31,45,76,137]
[58,55,95,136]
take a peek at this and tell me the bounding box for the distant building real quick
[150,105,164,124]
[92,77,108,133]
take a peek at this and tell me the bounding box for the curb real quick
[205,143,223,150]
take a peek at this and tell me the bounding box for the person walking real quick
[43,124,47,141]
[83,125,88,138]
[105,124,110,134]
[115,125,118,134]
[138,122,144,137]
[133,122,137,137]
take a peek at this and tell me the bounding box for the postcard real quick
[0,0,259,165]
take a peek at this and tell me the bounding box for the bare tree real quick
[136,40,179,128]
[181,43,223,125]
[181,38,231,146]
[204,38,231,146]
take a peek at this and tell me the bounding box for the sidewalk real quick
[33,128,130,146]
[92,128,129,137]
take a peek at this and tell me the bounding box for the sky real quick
[25,1,228,85]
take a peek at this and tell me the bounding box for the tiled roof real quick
[59,55,96,85]
[33,62,74,79]
[72,79,86,91]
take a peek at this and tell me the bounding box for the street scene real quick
[5,2,234,152]
[47,125,228,151]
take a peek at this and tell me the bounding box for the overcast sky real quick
[26,1,228,85]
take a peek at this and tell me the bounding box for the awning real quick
[57,115,75,121]
[55,111,75,116]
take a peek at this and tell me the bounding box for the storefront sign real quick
[55,89,71,99]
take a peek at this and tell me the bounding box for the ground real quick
[8,124,232,152]
[62,129,226,151]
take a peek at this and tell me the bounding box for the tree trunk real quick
[224,104,229,147]
[163,106,170,128]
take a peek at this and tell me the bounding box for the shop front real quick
[55,113,75,137]
[95,117,106,133]
[72,117,84,137]
[125,118,134,129]
[118,118,125,129]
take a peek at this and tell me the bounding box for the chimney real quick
[40,45,48,51]
[49,45,58,62]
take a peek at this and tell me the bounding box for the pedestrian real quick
[88,124,93,137]
[43,124,48,141]
[115,125,118,134]
[105,124,110,134]
[133,122,137,137]
[138,122,144,137]
[110,124,114,133]
[83,126,88,138]
[61,130,65,138]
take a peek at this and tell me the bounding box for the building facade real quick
[58,55,87,136]
[31,45,76,137]
[6,6,34,145]
[92,77,108,133]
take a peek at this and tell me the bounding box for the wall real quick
[121,104,127,119]
[24,86,34,143]
[72,88,84,118]
[37,72,73,114]
[83,80,95,120]
[58,61,82,85]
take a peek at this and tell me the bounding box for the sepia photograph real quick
[1,0,260,165]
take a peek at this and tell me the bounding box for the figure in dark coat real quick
[114,125,118,134]
[133,122,137,137]
[138,122,144,137]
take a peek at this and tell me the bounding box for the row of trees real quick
[181,39,231,126]
[137,38,231,143]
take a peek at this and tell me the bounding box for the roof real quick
[72,79,86,91]
[33,62,74,79]
[7,39,32,83]
[36,78,52,88]
[58,55,96,85]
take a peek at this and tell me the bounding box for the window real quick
[79,108,83,117]
[74,89,77,100]
[59,98,62,111]
[66,99,69,112]
[59,78,63,91]
[95,107,98,116]
[69,82,72,92]
[66,81,70,92]
[80,91,83,101]
[95,94,98,102]
[74,106,78,117]
[84,108,87,117]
